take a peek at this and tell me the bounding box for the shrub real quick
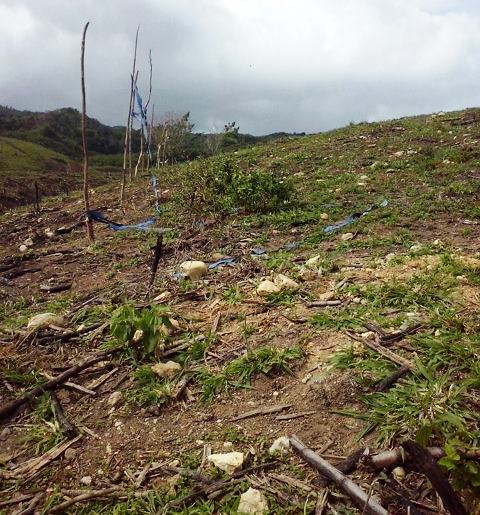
[176,156,294,215]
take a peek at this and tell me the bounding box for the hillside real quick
[0,108,479,514]
[0,136,121,211]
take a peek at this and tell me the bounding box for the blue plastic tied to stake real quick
[87,210,156,232]
[323,199,388,234]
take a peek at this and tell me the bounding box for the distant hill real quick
[0,106,139,159]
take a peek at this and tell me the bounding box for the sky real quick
[1,0,480,135]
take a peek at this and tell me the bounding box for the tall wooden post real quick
[81,22,94,243]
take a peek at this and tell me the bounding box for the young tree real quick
[154,112,194,165]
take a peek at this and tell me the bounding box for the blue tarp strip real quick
[87,210,156,232]
[323,199,388,234]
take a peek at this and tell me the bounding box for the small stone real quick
[320,213,329,220]
[256,280,281,297]
[64,448,77,460]
[45,228,55,238]
[180,260,208,281]
[132,329,143,343]
[153,291,172,303]
[360,175,369,180]
[341,233,354,241]
[27,313,65,331]
[151,361,182,379]
[433,239,444,247]
[19,244,28,253]
[298,267,317,281]
[393,151,404,157]
[207,452,244,474]
[318,291,335,301]
[237,487,269,514]
[361,331,375,340]
[305,255,321,269]
[23,237,34,247]
[107,391,124,408]
[80,476,92,486]
[392,466,406,481]
[274,274,299,291]
[269,436,290,455]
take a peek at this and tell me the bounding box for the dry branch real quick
[403,441,467,515]
[50,391,76,438]
[290,435,388,515]
[0,348,121,422]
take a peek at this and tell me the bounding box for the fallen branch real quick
[345,331,415,369]
[2,435,82,480]
[15,492,44,515]
[307,300,343,308]
[0,347,121,422]
[35,322,103,345]
[374,365,410,392]
[40,283,72,294]
[230,404,292,422]
[403,441,467,515]
[50,391,76,438]
[47,486,122,514]
[148,234,163,288]
[290,435,388,515]
[380,323,424,344]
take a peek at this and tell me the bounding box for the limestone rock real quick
[274,274,299,291]
[19,244,28,253]
[27,313,65,331]
[305,255,321,269]
[153,291,172,303]
[180,261,208,281]
[256,280,280,297]
[132,329,144,343]
[107,391,124,408]
[269,436,290,455]
[237,487,269,514]
[207,452,244,474]
[151,361,181,379]
[341,232,354,241]
[320,213,329,220]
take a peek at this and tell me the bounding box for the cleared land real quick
[0,109,479,513]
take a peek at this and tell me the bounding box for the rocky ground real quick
[0,109,479,514]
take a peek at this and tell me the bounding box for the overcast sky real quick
[1,0,480,134]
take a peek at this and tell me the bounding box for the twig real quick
[380,323,424,344]
[307,300,343,308]
[50,391,76,438]
[345,331,415,369]
[3,435,82,480]
[0,347,121,421]
[290,435,388,515]
[374,365,410,392]
[403,441,467,515]
[40,283,72,294]
[47,486,122,514]
[230,404,292,422]
[35,322,103,345]
[276,410,316,421]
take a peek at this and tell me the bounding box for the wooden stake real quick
[81,21,94,243]
[290,435,388,515]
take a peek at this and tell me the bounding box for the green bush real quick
[176,156,294,214]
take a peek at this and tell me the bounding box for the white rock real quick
[393,151,404,157]
[80,476,92,486]
[361,331,375,340]
[19,244,28,253]
[237,487,269,514]
[44,228,55,238]
[151,361,181,379]
[341,233,354,241]
[274,274,299,291]
[107,391,123,408]
[269,436,290,455]
[27,313,65,331]
[318,291,335,301]
[207,452,244,474]
[433,239,444,247]
[298,267,317,281]
[23,237,34,247]
[256,280,281,297]
[132,329,144,343]
[180,261,208,281]
[320,213,329,220]
[392,466,406,481]
[305,255,321,269]
[153,291,172,303]
[360,175,369,180]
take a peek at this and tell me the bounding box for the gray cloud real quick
[1,0,480,134]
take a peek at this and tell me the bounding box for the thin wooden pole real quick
[81,21,94,243]
[120,25,140,201]
[129,27,140,182]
